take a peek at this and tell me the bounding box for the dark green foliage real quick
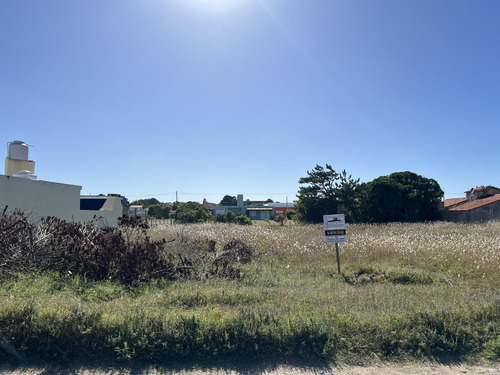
[296,165,443,223]
[244,198,274,206]
[386,269,433,285]
[286,209,297,220]
[0,303,97,361]
[296,164,362,223]
[235,215,252,225]
[296,164,339,223]
[485,335,500,359]
[129,198,171,219]
[147,203,171,219]
[219,195,237,206]
[224,211,236,223]
[399,309,495,358]
[174,202,211,223]
[336,169,364,221]
[215,212,251,225]
[1,303,499,364]
[364,171,444,222]
[344,267,434,285]
[296,195,336,223]
[0,305,337,363]
[130,198,160,207]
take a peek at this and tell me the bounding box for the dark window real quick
[80,198,106,210]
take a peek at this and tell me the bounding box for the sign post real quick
[323,214,346,274]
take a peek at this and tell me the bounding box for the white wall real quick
[0,174,81,222]
[0,174,126,227]
[78,196,125,227]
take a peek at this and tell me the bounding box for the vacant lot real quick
[1,221,500,367]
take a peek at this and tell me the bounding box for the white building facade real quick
[1,140,127,227]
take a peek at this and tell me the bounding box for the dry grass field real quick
[146,221,500,322]
[1,220,500,366]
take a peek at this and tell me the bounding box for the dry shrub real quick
[164,234,258,280]
[0,210,257,283]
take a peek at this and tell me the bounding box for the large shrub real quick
[175,202,211,223]
[235,215,252,225]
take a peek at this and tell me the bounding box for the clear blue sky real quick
[1,0,499,203]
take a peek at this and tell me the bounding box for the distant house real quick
[442,186,500,222]
[246,207,273,220]
[202,198,215,210]
[212,194,274,220]
[264,202,297,217]
[211,195,296,220]
[129,204,147,217]
[212,194,246,217]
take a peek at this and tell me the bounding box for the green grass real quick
[1,221,500,365]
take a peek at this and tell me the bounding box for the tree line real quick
[132,164,443,224]
[296,164,444,223]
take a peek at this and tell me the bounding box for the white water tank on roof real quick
[7,140,29,161]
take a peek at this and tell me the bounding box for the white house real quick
[0,140,127,227]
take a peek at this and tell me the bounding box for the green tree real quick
[363,177,403,223]
[215,213,226,223]
[364,171,443,222]
[296,164,361,223]
[336,169,362,221]
[175,202,211,223]
[130,198,160,207]
[219,195,237,206]
[286,209,297,220]
[147,203,171,219]
[224,210,236,223]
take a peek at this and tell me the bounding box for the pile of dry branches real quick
[0,209,257,283]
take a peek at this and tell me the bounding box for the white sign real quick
[323,214,347,243]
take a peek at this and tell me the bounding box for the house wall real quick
[247,210,272,220]
[212,195,246,217]
[0,174,81,221]
[78,196,126,227]
[273,207,297,217]
[212,207,245,216]
[445,201,500,222]
[212,195,287,220]
[0,174,125,227]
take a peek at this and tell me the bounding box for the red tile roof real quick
[465,185,500,193]
[442,197,467,208]
[449,194,500,212]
